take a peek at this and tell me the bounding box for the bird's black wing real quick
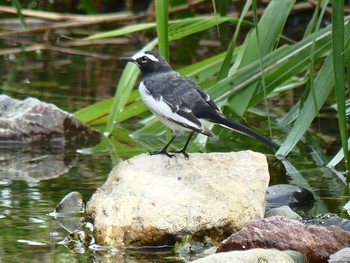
[143,72,214,136]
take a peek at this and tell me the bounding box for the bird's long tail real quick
[217,116,276,148]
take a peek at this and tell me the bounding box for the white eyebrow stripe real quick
[132,52,159,62]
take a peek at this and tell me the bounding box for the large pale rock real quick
[86,151,269,246]
[219,216,350,263]
[192,249,307,263]
[0,95,100,148]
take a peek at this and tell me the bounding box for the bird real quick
[121,51,275,158]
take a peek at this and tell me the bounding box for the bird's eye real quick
[141,56,148,63]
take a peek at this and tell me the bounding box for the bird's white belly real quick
[138,82,195,133]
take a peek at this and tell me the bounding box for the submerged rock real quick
[266,184,315,209]
[265,205,302,221]
[219,216,350,263]
[192,248,307,263]
[56,191,85,215]
[62,230,92,254]
[53,191,86,233]
[86,151,270,247]
[0,95,100,148]
[305,213,350,231]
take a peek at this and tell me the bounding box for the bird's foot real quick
[149,149,176,158]
[169,149,189,159]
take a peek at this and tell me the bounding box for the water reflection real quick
[0,146,78,181]
[0,148,112,262]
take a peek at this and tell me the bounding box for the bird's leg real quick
[149,135,177,158]
[170,132,194,158]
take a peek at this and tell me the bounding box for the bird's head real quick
[120,51,172,76]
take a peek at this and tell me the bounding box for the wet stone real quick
[265,205,302,221]
[328,247,350,263]
[266,184,315,209]
[219,216,350,263]
[56,191,85,215]
[62,230,92,254]
[192,248,307,263]
[53,191,85,233]
[0,95,100,148]
[174,235,216,257]
[305,213,350,231]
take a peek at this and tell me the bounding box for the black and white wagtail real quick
[121,51,275,158]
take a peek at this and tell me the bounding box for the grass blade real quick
[331,0,350,174]
[228,0,295,116]
[155,0,169,61]
[11,0,27,28]
[216,0,251,82]
[104,39,158,136]
[276,52,334,156]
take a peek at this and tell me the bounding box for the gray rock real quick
[86,151,270,246]
[306,213,350,231]
[53,191,85,233]
[0,95,100,148]
[265,205,302,221]
[266,184,315,209]
[56,191,85,215]
[328,247,350,263]
[192,248,307,263]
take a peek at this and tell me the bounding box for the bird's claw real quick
[169,150,189,159]
[149,150,176,158]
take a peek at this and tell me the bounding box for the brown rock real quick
[218,216,350,263]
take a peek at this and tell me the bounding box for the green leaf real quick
[331,0,350,173]
[79,0,98,14]
[11,0,27,28]
[216,0,251,82]
[104,39,158,136]
[156,0,169,61]
[276,52,334,156]
[228,0,295,116]
[74,98,112,125]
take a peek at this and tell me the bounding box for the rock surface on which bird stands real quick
[86,151,270,247]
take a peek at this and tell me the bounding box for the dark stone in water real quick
[305,213,350,231]
[0,95,100,148]
[266,184,315,209]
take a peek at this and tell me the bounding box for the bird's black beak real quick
[119,57,134,63]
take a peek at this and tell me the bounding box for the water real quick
[0,29,349,263]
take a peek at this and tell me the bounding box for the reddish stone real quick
[218,216,350,263]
